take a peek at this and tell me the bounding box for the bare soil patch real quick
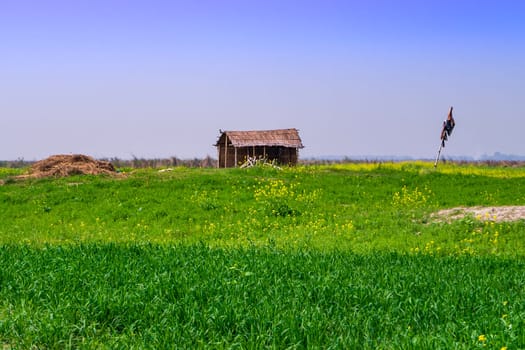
[14,154,117,180]
[432,206,525,223]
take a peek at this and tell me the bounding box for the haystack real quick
[16,154,117,179]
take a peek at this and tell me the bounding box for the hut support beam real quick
[224,136,228,168]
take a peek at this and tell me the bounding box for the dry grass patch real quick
[433,205,525,223]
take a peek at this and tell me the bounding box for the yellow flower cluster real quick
[392,185,432,208]
[252,179,321,218]
[456,221,502,255]
[253,179,296,202]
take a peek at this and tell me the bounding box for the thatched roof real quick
[216,128,304,148]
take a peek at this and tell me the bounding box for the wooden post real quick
[234,148,238,167]
[224,135,228,168]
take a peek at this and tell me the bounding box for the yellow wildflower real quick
[478,334,487,342]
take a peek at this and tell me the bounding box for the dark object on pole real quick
[434,107,455,167]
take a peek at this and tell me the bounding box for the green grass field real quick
[1,162,524,348]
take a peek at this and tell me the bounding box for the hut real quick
[215,128,304,168]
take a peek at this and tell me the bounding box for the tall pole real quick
[434,143,443,168]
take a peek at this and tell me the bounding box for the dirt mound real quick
[16,154,117,180]
[432,206,525,223]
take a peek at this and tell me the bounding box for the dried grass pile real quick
[16,154,117,180]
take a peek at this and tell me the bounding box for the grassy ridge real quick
[1,244,523,349]
[1,163,524,254]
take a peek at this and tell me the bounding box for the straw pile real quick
[16,154,117,180]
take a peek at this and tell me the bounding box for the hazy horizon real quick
[2,1,524,161]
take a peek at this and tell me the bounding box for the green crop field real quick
[1,162,524,348]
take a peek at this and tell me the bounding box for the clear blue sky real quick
[1,0,524,160]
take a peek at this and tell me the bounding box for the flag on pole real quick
[434,106,455,167]
[440,107,455,147]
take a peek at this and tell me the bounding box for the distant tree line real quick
[107,156,218,169]
[1,156,524,169]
